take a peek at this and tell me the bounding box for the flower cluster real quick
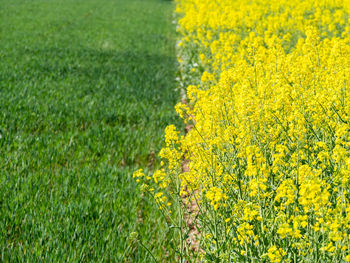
[134,0,350,261]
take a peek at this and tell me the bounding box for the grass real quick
[0,0,180,261]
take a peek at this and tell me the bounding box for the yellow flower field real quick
[135,0,350,261]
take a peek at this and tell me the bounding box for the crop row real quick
[135,0,350,262]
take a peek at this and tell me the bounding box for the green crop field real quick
[0,0,180,261]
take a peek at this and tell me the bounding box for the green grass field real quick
[0,0,180,261]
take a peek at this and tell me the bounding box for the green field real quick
[0,0,180,261]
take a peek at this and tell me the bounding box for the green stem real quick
[139,241,158,263]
